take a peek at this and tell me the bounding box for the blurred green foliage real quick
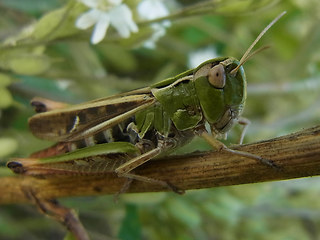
[0,0,320,239]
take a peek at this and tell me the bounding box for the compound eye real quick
[208,64,226,89]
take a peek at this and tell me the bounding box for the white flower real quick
[137,0,171,48]
[188,47,218,68]
[137,0,170,20]
[76,0,138,44]
[142,23,167,48]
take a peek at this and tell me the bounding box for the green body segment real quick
[151,68,194,88]
[152,78,203,130]
[135,57,246,137]
[135,76,203,137]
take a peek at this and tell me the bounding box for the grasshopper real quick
[7,12,286,193]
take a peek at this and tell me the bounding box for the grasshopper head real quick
[194,11,286,133]
[193,58,246,132]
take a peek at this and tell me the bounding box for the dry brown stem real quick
[1,125,320,205]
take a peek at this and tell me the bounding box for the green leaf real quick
[118,204,142,240]
[0,73,12,87]
[167,198,201,227]
[0,88,13,109]
[63,231,76,240]
[0,168,14,177]
[0,138,18,158]
[122,192,167,205]
[1,0,61,14]
[32,3,86,41]
[216,0,274,13]
[33,7,70,40]
[6,54,51,75]
[99,44,137,73]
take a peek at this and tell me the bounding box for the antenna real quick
[230,11,286,76]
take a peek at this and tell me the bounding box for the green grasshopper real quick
[7,12,285,193]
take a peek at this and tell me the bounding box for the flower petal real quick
[143,23,166,48]
[75,9,102,29]
[109,4,138,38]
[188,47,218,68]
[91,13,110,44]
[137,0,169,20]
[108,0,122,6]
[78,0,100,9]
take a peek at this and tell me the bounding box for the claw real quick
[167,182,185,195]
